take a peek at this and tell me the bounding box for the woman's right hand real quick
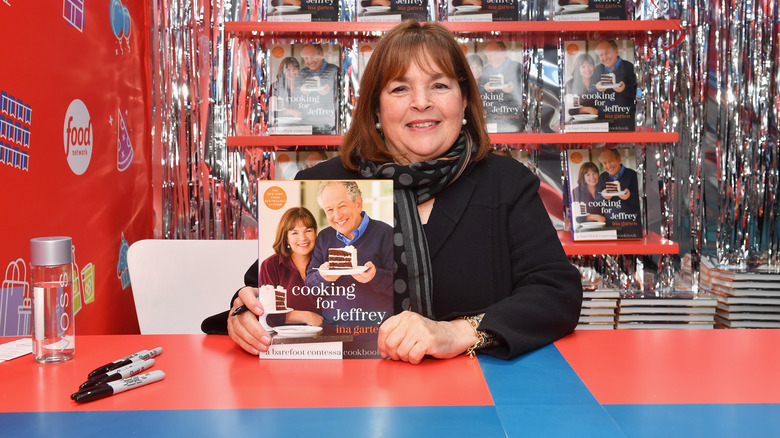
[227,286,272,355]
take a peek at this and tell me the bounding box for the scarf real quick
[358,133,476,318]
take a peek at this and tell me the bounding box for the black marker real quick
[72,370,166,403]
[86,347,163,378]
[231,305,249,316]
[77,359,156,392]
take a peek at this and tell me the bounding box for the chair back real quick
[128,239,257,334]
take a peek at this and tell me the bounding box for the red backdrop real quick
[0,1,152,335]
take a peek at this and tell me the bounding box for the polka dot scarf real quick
[358,133,476,318]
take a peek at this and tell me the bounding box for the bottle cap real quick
[30,236,73,266]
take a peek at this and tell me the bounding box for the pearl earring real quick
[376,122,382,130]
[462,118,467,126]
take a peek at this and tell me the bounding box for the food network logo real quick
[63,99,93,175]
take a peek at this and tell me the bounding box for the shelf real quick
[224,20,682,36]
[227,129,678,148]
[559,231,679,256]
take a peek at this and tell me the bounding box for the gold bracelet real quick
[459,313,496,358]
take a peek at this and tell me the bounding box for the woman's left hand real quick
[377,311,478,364]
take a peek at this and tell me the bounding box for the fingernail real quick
[260,335,271,345]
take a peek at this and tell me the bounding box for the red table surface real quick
[555,329,780,405]
[0,334,493,412]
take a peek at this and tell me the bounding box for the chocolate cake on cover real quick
[328,245,358,269]
[604,181,621,194]
[600,73,616,85]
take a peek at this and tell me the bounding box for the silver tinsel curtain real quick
[150,1,780,285]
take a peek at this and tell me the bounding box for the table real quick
[1,330,779,437]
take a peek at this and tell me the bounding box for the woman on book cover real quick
[269,56,303,121]
[565,53,599,118]
[202,207,323,339]
[224,21,582,363]
[572,161,606,223]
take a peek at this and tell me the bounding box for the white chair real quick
[127,239,258,334]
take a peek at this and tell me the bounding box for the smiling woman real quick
[220,21,583,364]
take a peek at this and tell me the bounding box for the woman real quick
[270,56,303,119]
[229,21,582,363]
[566,53,598,116]
[572,161,606,223]
[203,207,322,343]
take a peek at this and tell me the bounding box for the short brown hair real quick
[272,207,318,257]
[341,21,491,170]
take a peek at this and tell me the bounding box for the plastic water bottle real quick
[30,236,75,363]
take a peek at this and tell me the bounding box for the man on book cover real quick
[479,42,524,132]
[297,44,339,134]
[595,148,642,237]
[306,181,393,332]
[593,39,636,131]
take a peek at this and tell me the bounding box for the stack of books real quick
[700,257,780,328]
[615,291,718,329]
[577,288,619,330]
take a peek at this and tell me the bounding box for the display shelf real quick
[559,231,679,256]
[225,20,682,36]
[227,129,678,148]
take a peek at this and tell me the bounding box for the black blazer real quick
[297,154,583,359]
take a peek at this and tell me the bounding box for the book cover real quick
[464,41,524,133]
[256,180,394,359]
[553,0,627,21]
[356,0,430,22]
[273,150,339,180]
[447,0,519,21]
[267,43,341,135]
[566,148,643,240]
[266,0,341,21]
[562,39,636,132]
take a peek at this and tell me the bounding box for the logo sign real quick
[63,99,92,175]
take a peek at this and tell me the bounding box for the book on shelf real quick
[580,307,617,316]
[565,148,643,240]
[562,39,636,133]
[715,308,780,321]
[553,0,627,22]
[703,277,780,292]
[578,315,616,324]
[356,0,431,22]
[616,322,715,330]
[266,0,340,21]
[576,323,615,330]
[273,150,339,180]
[583,288,621,299]
[714,316,780,329]
[700,256,780,282]
[618,306,715,314]
[463,41,525,133]
[717,303,780,313]
[700,278,780,297]
[256,179,394,359]
[619,291,718,307]
[581,298,618,308]
[446,0,520,21]
[267,43,341,135]
[704,289,780,306]
[616,313,716,323]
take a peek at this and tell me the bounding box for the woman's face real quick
[283,63,299,82]
[469,61,483,80]
[584,169,599,187]
[378,59,467,164]
[578,61,594,80]
[286,221,316,257]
